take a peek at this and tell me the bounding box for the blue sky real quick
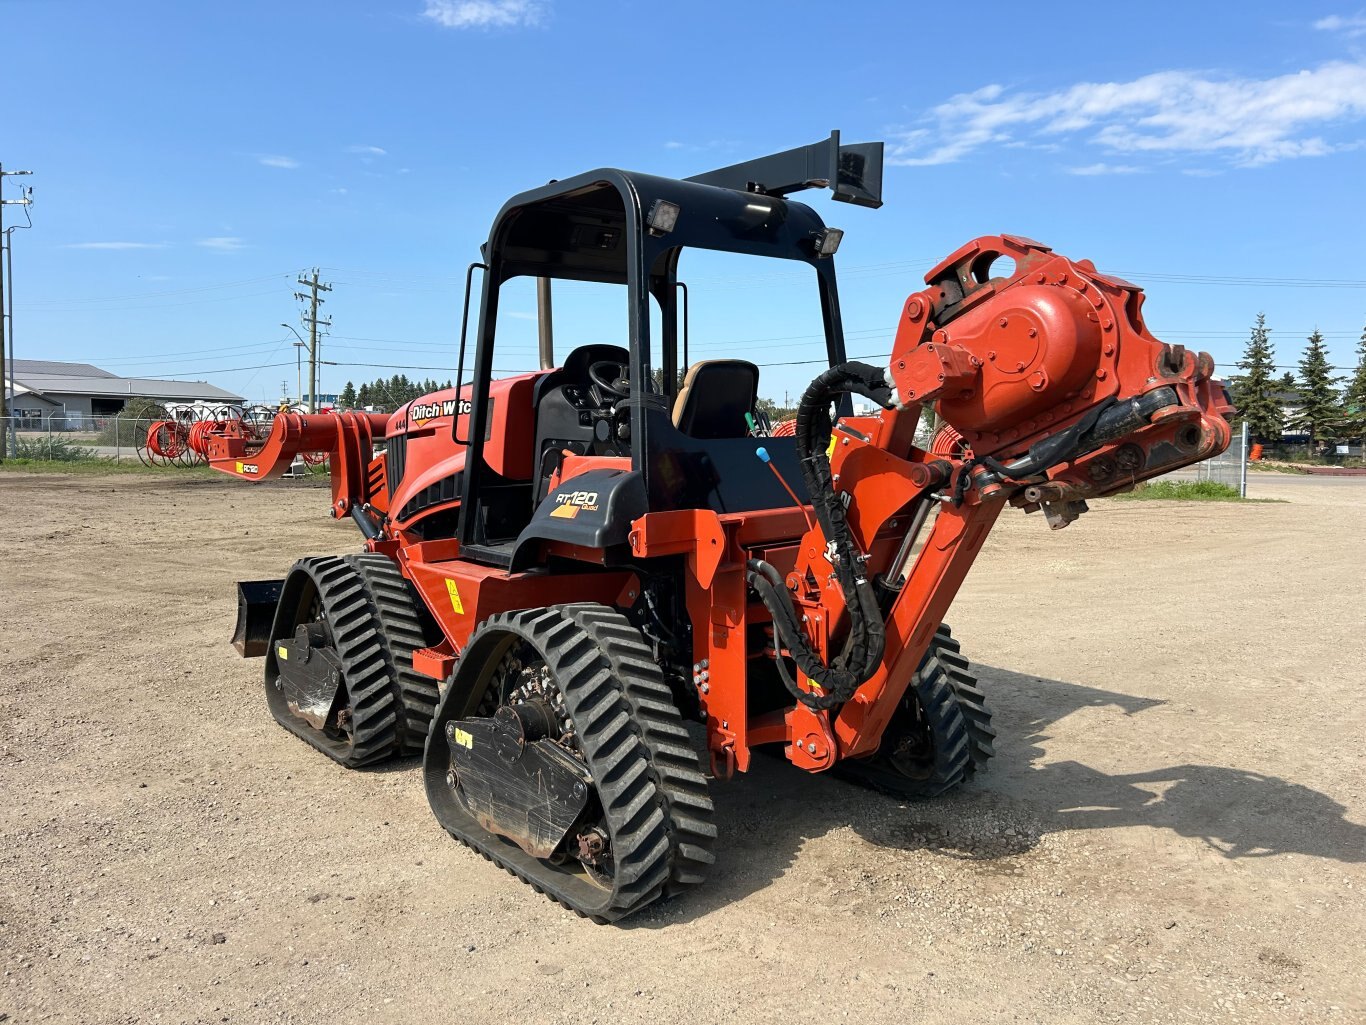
[6,0,1366,405]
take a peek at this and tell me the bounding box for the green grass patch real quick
[1116,480,1282,503]
[0,457,220,477]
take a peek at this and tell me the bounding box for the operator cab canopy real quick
[472,130,882,397]
[456,133,883,555]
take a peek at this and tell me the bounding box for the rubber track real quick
[266,556,400,768]
[562,604,716,897]
[833,624,993,799]
[423,605,709,922]
[344,554,442,756]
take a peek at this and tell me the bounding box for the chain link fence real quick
[0,413,333,478]
[1258,440,1365,466]
[0,411,1258,495]
[0,414,172,463]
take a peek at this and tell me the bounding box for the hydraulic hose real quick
[953,386,1178,504]
[748,370,1179,710]
[980,387,1177,481]
[747,362,894,711]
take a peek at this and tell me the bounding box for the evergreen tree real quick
[1290,329,1343,445]
[1278,371,1298,392]
[1233,313,1282,443]
[1345,320,1366,415]
[339,381,357,409]
[357,383,371,409]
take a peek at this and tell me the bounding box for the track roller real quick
[423,603,715,922]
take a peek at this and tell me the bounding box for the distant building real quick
[1272,388,1308,442]
[3,359,244,427]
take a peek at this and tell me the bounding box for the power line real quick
[16,256,1366,313]
[1112,270,1366,289]
[20,288,286,314]
[86,338,288,364]
[129,360,299,378]
[20,272,292,306]
[1215,362,1361,372]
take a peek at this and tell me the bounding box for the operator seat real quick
[671,359,760,439]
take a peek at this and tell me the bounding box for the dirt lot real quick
[1,471,1363,1024]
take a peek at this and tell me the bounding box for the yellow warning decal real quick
[236,461,245,474]
[452,727,474,749]
[445,578,465,615]
[550,504,579,519]
[277,645,288,661]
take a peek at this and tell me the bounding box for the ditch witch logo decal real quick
[549,490,599,519]
[409,398,473,426]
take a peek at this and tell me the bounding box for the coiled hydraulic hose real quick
[748,366,1178,711]
[747,362,894,710]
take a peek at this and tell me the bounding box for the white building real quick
[4,359,244,427]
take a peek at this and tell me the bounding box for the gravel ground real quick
[1,471,1362,1024]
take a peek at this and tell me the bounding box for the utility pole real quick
[0,164,35,460]
[281,323,307,404]
[294,269,331,413]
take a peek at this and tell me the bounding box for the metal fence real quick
[0,411,1258,494]
[0,414,335,477]
[1258,440,1365,465]
[0,414,174,463]
[1162,420,1249,496]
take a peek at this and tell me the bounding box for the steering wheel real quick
[588,359,631,401]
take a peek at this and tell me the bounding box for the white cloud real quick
[1314,12,1366,37]
[197,237,246,252]
[422,0,545,29]
[664,141,686,150]
[505,310,537,320]
[63,241,169,250]
[347,145,387,155]
[259,155,299,169]
[1067,162,1145,176]
[330,187,349,195]
[888,61,1366,169]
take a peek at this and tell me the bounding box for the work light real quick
[647,199,680,236]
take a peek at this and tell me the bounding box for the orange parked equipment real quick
[205,134,1232,921]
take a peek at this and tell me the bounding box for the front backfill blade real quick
[231,579,283,657]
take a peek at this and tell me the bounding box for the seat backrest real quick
[671,359,760,439]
